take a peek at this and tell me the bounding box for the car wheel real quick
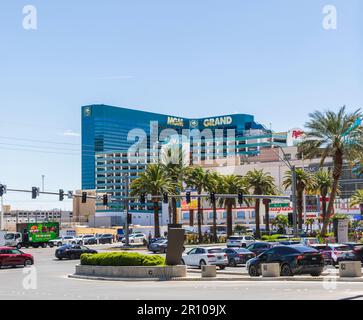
[78,241,82,245]
[71,241,76,245]
[24,259,32,267]
[242,243,246,248]
[160,247,166,254]
[248,265,259,277]
[229,258,237,267]
[49,243,54,248]
[199,260,206,269]
[16,244,22,249]
[281,264,293,277]
[219,265,226,270]
[310,271,322,277]
[57,242,62,247]
[41,243,47,248]
[58,257,63,260]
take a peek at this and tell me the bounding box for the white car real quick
[122,233,147,244]
[181,247,228,269]
[49,236,77,247]
[226,235,255,248]
[75,234,97,245]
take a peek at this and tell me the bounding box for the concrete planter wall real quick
[76,265,187,279]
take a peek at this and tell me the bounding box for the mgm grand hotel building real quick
[81,104,287,225]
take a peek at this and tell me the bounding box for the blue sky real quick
[0,0,362,210]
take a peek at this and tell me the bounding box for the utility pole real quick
[291,166,298,237]
[0,194,4,230]
[124,174,130,246]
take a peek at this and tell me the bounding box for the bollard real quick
[339,261,362,277]
[261,263,280,277]
[201,265,217,278]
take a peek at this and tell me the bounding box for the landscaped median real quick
[71,252,187,280]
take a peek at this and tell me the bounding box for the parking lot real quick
[1,245,363,300]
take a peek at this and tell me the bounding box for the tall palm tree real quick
[204,171,223,242]
[246,169,277,238]
[299,106,363,236]
[218,175,249,237]
[283,168,317,231]
[350,190,363,207]
[184,166,209,242]
[307,169,334,235]
[130,163,176,237]
[160,144,188,224]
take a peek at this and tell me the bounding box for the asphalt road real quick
[1,246,363,300]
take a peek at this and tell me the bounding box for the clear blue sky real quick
[0,0,362,210]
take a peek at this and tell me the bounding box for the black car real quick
[246,245,324,277]
[247,242,275,256]
[223,248,256,267]
[97,234,113,244]
[147,237,166,250]
[55,244,97,260]
[343,243,363,263]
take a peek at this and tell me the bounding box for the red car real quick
[0,247,34,268]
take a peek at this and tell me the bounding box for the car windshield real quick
[229,237,243,240]
[333,246,350,251]
[4,234,15,240]
[207,248,223,253]
[236,248,250,253]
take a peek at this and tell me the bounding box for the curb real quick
[68,274,363,283]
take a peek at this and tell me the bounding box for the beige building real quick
[72,190,96,224]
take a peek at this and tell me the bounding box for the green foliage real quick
[80,252,166,267]
[350,190,363,207]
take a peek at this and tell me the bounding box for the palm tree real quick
[160,144,188,224]
[130,163,176,237]
[305,218,315,233]
[184,166,209,242]
[299,106,363,236]
[218,175,249,237]
[283,168,316,231]
[204,171,223,242]
[350,190,363,207]
[308,169,333,235]
[246,169,277,238]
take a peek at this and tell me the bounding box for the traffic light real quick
[163,192,168,204]
[103,194,108,206]
[288,212,293,226]
[210,192,216,203]
[59,189,64,201]
[82,192,87,203]
[32,187,39,199]
[0,185,6,197]
[127,213,132,224]
[238,192,244,205]
[140,193,146,204]
[186,192,191,204]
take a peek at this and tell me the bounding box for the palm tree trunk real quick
[297,189,304,231]
[320,194,328,236]
[263,200,270,232]
[153,202,160,238]
[212,201,217,242]
[226,201,233,237]
[255,199,261,239]
[197,195,202,243]
[172,197,178,224]
[323,150,343,236]
[189,209,194,227]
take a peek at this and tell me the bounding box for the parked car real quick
[48,236,77,247]
[246,242,275,256]
[226,235,255,248]
[149,239,168,253]
[343,243,363,263]
[300,238,320,246]
[75,234,97,245]
[121,233,147,244]
[246,245,324,277]
[55,244,97,260]
[147,237,165,249]
[181,247,228,269]
[279,241,302,246]
[96,234,114,244]
[223,247,256,267]
[309,244,332,264]
[0,247,34,268]
[325,244,359,266]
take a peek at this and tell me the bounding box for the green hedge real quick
[81,252,165,267]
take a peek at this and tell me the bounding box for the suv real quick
[48,236,77,247]
[96,234,114,244]
[122,233,147,244]
[75,234,97,245]
[247,242,275,256]
[181,247,228,269]
[226,235,255,248]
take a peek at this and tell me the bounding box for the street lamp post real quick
[124,174,130,247]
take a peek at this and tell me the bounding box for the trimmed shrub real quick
[81,252,165,267]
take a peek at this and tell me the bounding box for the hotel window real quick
[183,212,189,220]
[222,212,227,219]
[237,211,245,219]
